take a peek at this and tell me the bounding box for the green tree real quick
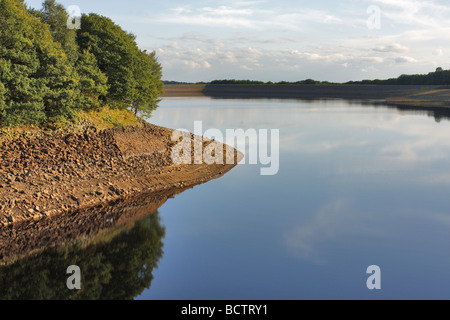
[130,49,164,117]
[0,0,163,127]
[77,14,139,106]
[0,0,79,126]
[31,0,79,65]
[76,50,109,108]
[77,13,164,111]
[32,1,109,110]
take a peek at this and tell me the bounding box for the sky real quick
[25,0,450,83]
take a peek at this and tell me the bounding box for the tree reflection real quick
[0,211,165,300]
[383,102,450,122]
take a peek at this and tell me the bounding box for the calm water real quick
[1,97,450,300]
[137,97,450,300]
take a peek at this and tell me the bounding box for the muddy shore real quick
[0,122,241,228]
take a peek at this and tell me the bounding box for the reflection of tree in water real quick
[360,100,450,122]
[0,211,165,300]
[389,104,450,123]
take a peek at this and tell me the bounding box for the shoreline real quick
[0,121,241,229]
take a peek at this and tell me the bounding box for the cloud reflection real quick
[284,199,381,265]
[153,98,450,173]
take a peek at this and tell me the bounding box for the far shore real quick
[162,84,206,97]
[163,84,450,108]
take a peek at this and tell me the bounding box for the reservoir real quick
[2,97,450,300]
[141,97,450,300]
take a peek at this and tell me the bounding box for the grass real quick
[77,106,143,130]
[0,106,144,142]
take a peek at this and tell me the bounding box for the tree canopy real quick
[0,0,79,126]
[77,13,164,115]
[0,0,164,127]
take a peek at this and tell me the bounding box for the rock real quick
[0,122,240,228]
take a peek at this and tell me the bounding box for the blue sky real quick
[26,0,450,83]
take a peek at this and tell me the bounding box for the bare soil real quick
[162,84,206,97]
[0,122,241,228]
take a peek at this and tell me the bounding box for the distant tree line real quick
[0,0,163,127]
[184,68,450,87]
[208,79,333,85]
[346,68,450,85]
[163,81,190,85]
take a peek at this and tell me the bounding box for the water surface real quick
[137,97,450,300]
[2,97,450,300]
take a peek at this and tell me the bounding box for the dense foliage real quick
[77,13,163,115]
[0,0,163,127]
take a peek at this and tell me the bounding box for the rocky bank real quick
[0,122,241,228]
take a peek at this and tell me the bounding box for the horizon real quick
[25,0,450,84]
[163,66,448,84]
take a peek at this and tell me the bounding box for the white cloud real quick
[157,5,271,29]
[372,43,409,53]
[144,0,450,81]
[156,3,346,32]
[201,6,254,16]
[394,56,417,64]
[372,0,450,28]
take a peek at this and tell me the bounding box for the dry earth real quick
[0,122,241,228]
